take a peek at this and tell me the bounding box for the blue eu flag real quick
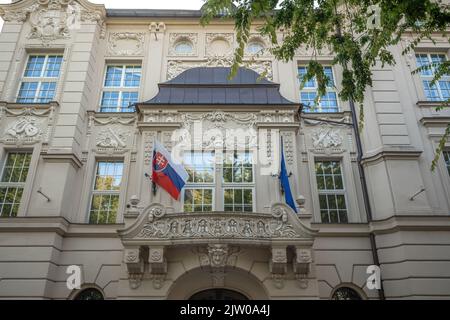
[279,138,298,213]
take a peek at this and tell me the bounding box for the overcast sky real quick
[0,0,206,31]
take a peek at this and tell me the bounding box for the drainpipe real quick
[347,99,386,300]
[298,102,386,300]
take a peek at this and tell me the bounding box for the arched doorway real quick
[190,289,249,300]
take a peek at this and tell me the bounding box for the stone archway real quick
[189,289,249,300]
[167,267,269,300]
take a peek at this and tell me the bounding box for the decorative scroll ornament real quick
[28,0,76,43]
[167,58,273,80]
[2,116,42,145]
[169,33,198,56]
[96,127,130,149]
[312,127,343,149]
[108,32,145,56]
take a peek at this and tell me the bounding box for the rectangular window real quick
[183,151,215,212]
[17,55,63,103]
[100,65,141,112]
[0,152,32,217]
[223,151,254,213]
[298,66,339,113]
[315,160,348,223]
[416,53,450,101]
[444,151,450,176]
[89,161,124,224]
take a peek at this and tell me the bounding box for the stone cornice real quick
[361,147,423,166]
[0,216,122,237]
[312,215,450,237]
[420,116,450,127]
[41,152,83,169]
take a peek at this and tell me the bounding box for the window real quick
[223,151,254,212]
[298,66,339,112]
[100,65,141,112]
[246,42,264,55]
[0,152,32,217]
[183,151,215,213]
[74,288,104,300]
[17,55,63,103]
[89,161,124,224]
[416,53,450,101]
[332,287,362,300]
[315,161,348,223]
[174,41,194,55]
[444,151,450,176]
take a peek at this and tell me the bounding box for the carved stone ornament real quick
[96,127,130,149]
[108,32,145,56]
[311,127,343,149]
[127,203,311,241]
[167,58,273,80]
[205,33,234,57]
[0,105,56,146]
[196,244,240,269]
[169,33,198,56]
[27,0,77,43]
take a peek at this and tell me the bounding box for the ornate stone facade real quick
[0,0,449,301]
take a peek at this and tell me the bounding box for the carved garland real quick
[108,32,145,56]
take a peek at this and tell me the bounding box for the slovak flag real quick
[152,140,189,200]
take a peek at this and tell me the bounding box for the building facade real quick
[0,0,449,300]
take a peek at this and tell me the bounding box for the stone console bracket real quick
[124,246,167,290]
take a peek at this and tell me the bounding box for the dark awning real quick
[140,67,297,106]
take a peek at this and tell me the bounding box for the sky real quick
[0,0,206,31]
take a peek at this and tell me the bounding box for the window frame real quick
[182,150,216,213]
[16,54,63,104]
[314,159,349,224]
[99,64,142,113]
[222,150,256,213]
[88,160,125,224]
[415,52,450,102]
[444,150,450,177]
[298,65,340,113]
[0,151,33,217]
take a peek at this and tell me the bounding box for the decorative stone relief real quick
[1,106,56,146]
[108,32,145,56]
[96,127,131,149]
[206,33,234,57]
[0,6,36,22]
[311,127,343,149]
[169,33,198,56]
[28,0,76,43]
[135,210,304,240]
[167,58,273,80]
[143,132,157,166]
[281,132,295,165]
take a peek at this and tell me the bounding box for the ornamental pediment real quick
[119,203,316,245]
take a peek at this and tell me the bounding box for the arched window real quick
[332,287,362,300]
[246,42,264,55]
[74,288,104,300]
[174,41,194,55]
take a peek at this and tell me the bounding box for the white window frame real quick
[182,151,216,213]
[415,52,450,102]
[315,160,349,223]
[88,160,124,224]
[222,150,256,213]
[0,151,33,217]
[99,64,142,113]
[298,65,340,113]
[16,54,63,103]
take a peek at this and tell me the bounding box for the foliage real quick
[201,0,450,169]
